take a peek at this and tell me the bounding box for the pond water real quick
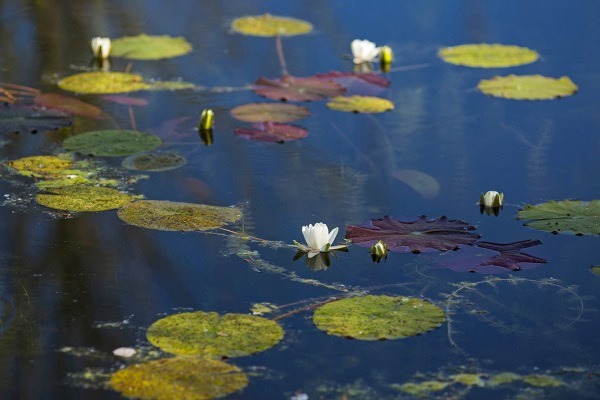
[1,1,600,399]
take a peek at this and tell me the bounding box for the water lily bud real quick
[379,45,393,72]
[480,191,504,208]
[370,239,388,263]
[199,109,214,131]
[90,37,111,59]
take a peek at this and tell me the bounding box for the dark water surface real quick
[1,1,599,399]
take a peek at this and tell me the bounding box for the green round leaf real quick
[110,357,248,400]
[590,265,600,276]
[517,200,600,235]
[58,72,151,94]
[8,155,74,178]
[231,14,313,37]
[326,95,394,113]
[117,200,242,231]
[146,311,284,358]
[122,152,187,172]
[438,44,539,68]
[230,102,310,123]
[313,295,446,340]
[477,75,578,100]
[522,374,565,387]
[36,185,136,212]
[63,130,162,157]
[111,34,192,60]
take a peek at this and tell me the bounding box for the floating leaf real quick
[254,75,345,101]
[0,103,72,134]
[591,265,600,276]
[438,44,539,68]
[7,155,74,178]
[110,357,248,400]
[111,34,192,60]
[477,75,578,100]
[313,295,445,340]
[517,200,600,235]
[393,169,440,200]
[234,121,308,142]
[101,95,148,106]
[122,152,187,171]
[230,103,310,123]
[117,200,241,231]
[399,380,449,396]
[522,374,565,387]
[452,374,485,387]
[316,71,391,95]
[36,185,137,212]
[146,311,284,358]
[488,372,522,386]
[326,95,394,113]
[346,215,480,253]
[63,129,162,157]
[148,80,196,91]
[58,71,151,94]
[34,93,103,119]
[231,14,313,37]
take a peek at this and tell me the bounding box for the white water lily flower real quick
[113,347,136,358]
[351,39,381,64]
[90,37,111,59]
[480,191,504,207]
[293,222,348,257]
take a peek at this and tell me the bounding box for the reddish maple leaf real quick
[345,215,480,253]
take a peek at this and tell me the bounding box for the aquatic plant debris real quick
[326,95,394,113]
[477,75,578,100]
[146,311,284,358]
[234,121,308,142]
[254,74,345,101]
[230,102,310,123]
[438,43,539,67]
[63,129,162,157]
[110,357,248,400]
[110,34,192,60]
[313,295,446,340]
[517,199,600,235]
[346,215,480,253]
[36,185,138,212]
[231,14,313,37]
[0,103,72,134]
[117,200,242,231]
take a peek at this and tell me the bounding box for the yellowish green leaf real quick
[63,130,162,157]
[477,75,578,100]
[7,155,74,178]
[110,357,248,400]
[452,373,485,387]
[393,169,440,200]
[397,380,449,396]
[326,95,394,113]
[111,34,192,60]
[36,185,137,212]
[117,200,242,231]
[146,311,284,358]
[58,72,151,94]
[522,374,565,387]
[438,44,539,68]
[517,199,600,235]
[231,14,313,37]
[488,372,522,386]
[122,152,187,172]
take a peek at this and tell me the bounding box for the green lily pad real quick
[117,200,242,231]
[477,75,578,100]
[522,374,565,387]
[7,155,74,178]
[110,357,248,400]
[312,295,445,340]
[58,72,151,94]
[111,34,192,60]
[590,265,600,275]
[231,14,313,37]
[230,103,310,123]
[36,185,137,212]
[122,152,187,172]
[488,372,522,386]
[398,380,449,396]
[517,200,600,235]
[146,311,284,358]
[452,373,485,387]
[438,44,539,68]
[326,95,394,113]
[63,130,162,157]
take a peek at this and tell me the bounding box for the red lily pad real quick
[101,95,149,106]
[346,215,480,254]
[234,122,308,143]
[0,103,72,134]
[34,93,103,119]
[254,74,345,102]
[230,103,310,123]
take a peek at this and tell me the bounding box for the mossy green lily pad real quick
[231,14,313,37]
[7,155,74,178]
[517,200,600,235]
[63,130,162,157]
[522,374,565,387]
[110,357,248,400]
[58,72,151,94]
[326,95,394,113]
[36,185,137,212]
[122,152,187,172]
[117,200,242,231]
[477,75,578,100]
[438,44,539,68]
[398,380,449,396]
[146,311,284,358]
[111,34,192,60]
[312,295,445,340]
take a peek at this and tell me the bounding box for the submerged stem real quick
[275,35,288,76]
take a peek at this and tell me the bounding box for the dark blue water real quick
[1,1,599,399]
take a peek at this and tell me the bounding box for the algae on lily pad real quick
[122,152,187,172]
[522,374,565,387]
[36,185,137,212]
[111,34,192,60]
[7,155,74,178]
[146,311,284,358]
[477,75,578,100]
[312,295,445,340]
[231,14,313,37]
[63,130,162,157]
[398,380,449,396]
[326,95,394,113]
[117,200,242,231]
[110,357,248,400]
[438,44,539,68]
[58,72,151,94]
[517,200,600,235]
